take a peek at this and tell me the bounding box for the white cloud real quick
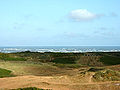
[69,9,102,21]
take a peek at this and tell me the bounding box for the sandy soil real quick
[0,75,120,90]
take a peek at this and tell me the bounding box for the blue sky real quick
[0,0,120,46]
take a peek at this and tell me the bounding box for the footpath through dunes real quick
[0,75,120,90]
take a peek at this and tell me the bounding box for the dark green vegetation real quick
[52,58,75,64]
[0,53,26,61]
[0,68,14,78]
[0,52,120,67]
[100,56,120,65]
[11,87,51,90]
[88,67,105,72]
[93,69,120,81]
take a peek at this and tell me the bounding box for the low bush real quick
[88,67,105,72]
[100,56,120,65]
[93,69,120,81]
[11,87,51,90]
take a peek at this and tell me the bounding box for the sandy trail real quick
[0,75,120,90]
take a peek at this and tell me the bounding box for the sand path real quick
[0,75,120,90]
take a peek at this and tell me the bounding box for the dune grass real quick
[53,63,83,68]
[93,69,120,82]
[0,61,70,76]
[51,58,76,64]
[0,53,26,61]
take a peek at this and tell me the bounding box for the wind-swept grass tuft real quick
[93,69,120,82]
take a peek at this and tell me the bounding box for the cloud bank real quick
[69,9,103,21]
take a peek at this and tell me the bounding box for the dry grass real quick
[0,61,120,90]
[0,61,78,76]
[0,61,54,75]
[93,69,120,82]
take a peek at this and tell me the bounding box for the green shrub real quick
[100,56,120,65]
[11,87,51,90]
[88,67,104,72]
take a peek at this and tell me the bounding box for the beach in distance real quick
[1,46,120,53]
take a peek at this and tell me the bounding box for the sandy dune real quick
[0,75,120,90]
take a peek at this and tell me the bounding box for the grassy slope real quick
[0,68,14,78]
[0,53,26,61]
[0,61,78,76]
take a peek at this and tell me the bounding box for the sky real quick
[0,0,120,46]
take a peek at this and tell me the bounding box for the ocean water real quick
[0,46,120,53]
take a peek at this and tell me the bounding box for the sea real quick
[0,46,120,53]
